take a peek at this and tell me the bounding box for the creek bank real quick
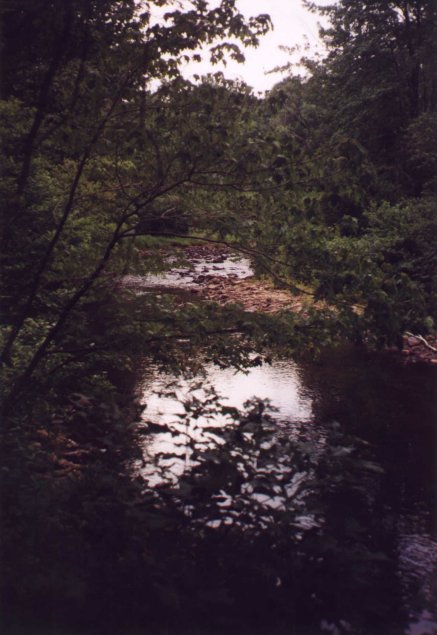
[400,332,437,365]
[137,242,313,313]
[193,274,308,313]
[137,242,437,364]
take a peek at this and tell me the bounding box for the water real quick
[300,347,437,635]
[121,252,253,291]
[140,359,313,440]
[128,250,437,634]
[139,348,437,634]
[139,359,314,483]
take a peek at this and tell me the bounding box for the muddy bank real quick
[176,243,311,314]
[400,333,437,365]
[193,272,309,313]
[134,242,437,365]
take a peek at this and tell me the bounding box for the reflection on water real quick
[139,360,315,482]
[122,254,253,291]
[142,359,313,422]
[400,524,437,635]
[139,347,437,634]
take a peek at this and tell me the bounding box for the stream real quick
[131,250,437,635]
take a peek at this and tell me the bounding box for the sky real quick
[182,0,329,93]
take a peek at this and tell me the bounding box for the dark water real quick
[300,347,437,635]
[139,346,437,635]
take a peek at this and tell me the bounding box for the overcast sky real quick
[182,0,329,92]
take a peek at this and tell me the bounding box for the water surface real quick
[132,252,436,634]
[139,346,437,635]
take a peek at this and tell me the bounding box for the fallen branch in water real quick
[405,331,437,353]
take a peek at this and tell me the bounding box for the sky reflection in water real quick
[138,350,437,635]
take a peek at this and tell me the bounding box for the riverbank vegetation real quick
[1,1,436,634]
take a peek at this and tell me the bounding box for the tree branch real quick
[1,80,129,365]
[405,332,437,353]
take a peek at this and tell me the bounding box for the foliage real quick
[304,0,437,195]
[242,0,437,344]
[1,2,437,633]
[0,0,272,416]
[1,383,403,635]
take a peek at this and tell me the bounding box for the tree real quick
[304,0,437,196]
[240,1,437,346]
[0,1,271,416]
